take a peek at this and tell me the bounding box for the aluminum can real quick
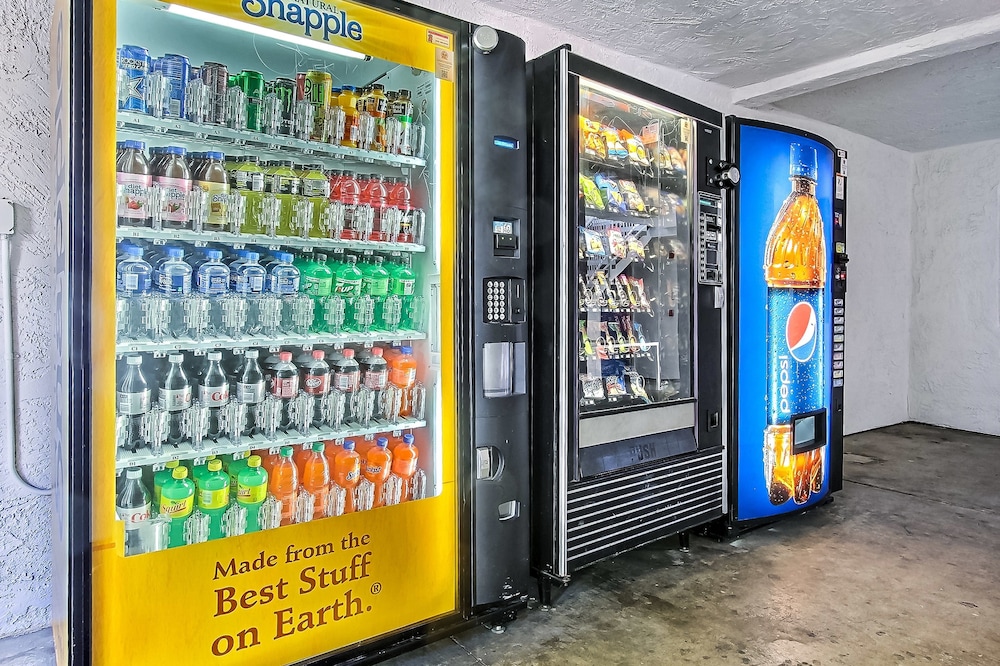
[154,53,190,118]
[200,62,229,124]
[118,45,151,112]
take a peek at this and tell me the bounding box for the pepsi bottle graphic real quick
[764,143,826,506]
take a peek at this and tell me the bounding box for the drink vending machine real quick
[50,0,532,662]
[718,118,848,532]
[528,47,728,602]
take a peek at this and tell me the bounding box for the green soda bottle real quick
[198,459,230,540]
[152,460,180,512]
[191,455,218,491]
[236,455,269,533]
[360,253,391,328]
[302,252,334,332]
[333,254,363,298]
[227,455,250,495]
[160,466,195,548]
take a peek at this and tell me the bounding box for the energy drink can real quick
[200,62,229,124]
[118,45,151,112]
[305,70,333,141]
[154,53,190,119]
[238,70,265,132]
[273,77,296,135]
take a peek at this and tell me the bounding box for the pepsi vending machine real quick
[721,119,848,531]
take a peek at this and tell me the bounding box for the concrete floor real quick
[2,422,997,665]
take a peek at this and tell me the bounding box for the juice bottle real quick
[197,151,230,231]
[232,155,265,234]
[365,83,388,151]
[364,174,388,241]
[389,345,418,417]
[159,466,195,548]
[269,446,298,526]
[116,140,152,227]
[154,146,192,230]
[197,459,230,540]
[390,433,419,501]
[302,163,330,238]
[152,460,180,512]
[332,440,361,513]
[236,455,268,533]
[338,86,359,148]
[302,442,331,519]
[363,437,392,508]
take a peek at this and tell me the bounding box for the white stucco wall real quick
[0,0,57,640]
[910,139,1000,435]
[0,0,915,640]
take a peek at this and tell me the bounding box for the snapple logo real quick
[242,0,363,43]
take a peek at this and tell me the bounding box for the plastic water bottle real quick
[117,355,150,451]
[195,249,230,335]
[116,467,152,556]
[116,245,152,339]
[233,252,266,295]
[158,353,191,446]
[155,247,192,339]
[200,351,229,440]
[267,252,300,294]
[236,350,266,437]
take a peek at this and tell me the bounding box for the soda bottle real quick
[160,466,195,548]
[389,345,418,417]
[196,459,230,540]
[301,253,333,332]
[236,455,268,533]
[332,440,361,513]
[269,446,298,526]
[153,460,180,512]
[271,351,298,430]
[302,350,330,427]
[200,351,230,440]
[387,253,417,328]
[159,353,191,446]
[332,348,360,394]
[236,349,266,437]
[764,143,826,507]
[391,433,419,501]
[191,454,219,490]
[116,467,152,556]
[360,347,389,391]
[301,442,330,518]
[363,437,392,508]
[360,254,391,328]
[333,253,363,298]
[117,355,150,451]
[116,245,152,339]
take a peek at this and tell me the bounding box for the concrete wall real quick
[911,139,1000,435]
[0,0,915,640]
[0,0,57,640]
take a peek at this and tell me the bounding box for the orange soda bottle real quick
[269,446,298,526]
[390,433,419,501]
[333,439,361,513]
[363,437,392,508]
[301,442,330,519]
[389,345,417,417]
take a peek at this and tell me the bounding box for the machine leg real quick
[678,531,690,552]
[538,577,553,609]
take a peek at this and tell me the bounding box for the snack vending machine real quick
[721,118,847,531]
[50,0,532,662]
[528,47,728,602]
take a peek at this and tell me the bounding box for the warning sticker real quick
[427,29,452,49]
[435,47,455,82]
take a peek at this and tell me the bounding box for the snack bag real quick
[593,271,615,308]
[582,227,607,257]
[620,129,650,167]
[594,173,627,214]
[626,236,645,259]
[601,125,628,161]
[626,371,650,403]
[607,227,627,259]
[617,180,647,214]
[630,277,650,310]
[604,372,628,397]
[579,174,605,210]
[579,321,595,357]
[580,374,606,401]
[579,116,607,159]
[666,146,687,173]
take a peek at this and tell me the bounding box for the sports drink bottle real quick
[764,143,826,506]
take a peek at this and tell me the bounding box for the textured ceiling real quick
[773,41,1000,152]
[489,0,1000,86]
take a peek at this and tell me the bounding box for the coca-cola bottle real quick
[302,349,330,428]
[236,349,266,437]
[118,355,150,452]
[271,351,299,430]
[158,353,191,446]
[200,351,230,440]
[116,467,152,556]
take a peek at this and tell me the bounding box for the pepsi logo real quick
[786,302,818,362]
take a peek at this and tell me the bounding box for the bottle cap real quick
[402,433,414,445]
[208,459,223,472]
[172,467,188,479]
[208,351,222,361]
[126,355,142,366]
[371,347,383,357]
[206,249,222,260]
[376,437,388,448]
[125,246,144,257]
[342,85,355,92]
[206,151,225,160]
[789,143,818,181]
[280,446,293,457]
[342,349,355,359]
[343,440,356,451]
[168,353,184,363]
[165,460,179,469]
[399,89,411,97]
[126,467,142,479]
[248,455,262,467]
[312,350,325,360]
[312,442,325,452]
[316,253,328,262]
[246,252,259,262]
[167,248,185,258]
[124,140,145,150]
[166,146,186,155]
[279,351,292,361]
[245,349,258,359]
[276,252,293,263]
[400,345,412,355]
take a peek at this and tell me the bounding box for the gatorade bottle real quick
[389,345,418,417]
[160,466,195,548]
[269,446,299,526]
[153,460,181,512]
[363,437,392,508]
[236,455,268,533]
[364,173,388,241]
[302,442,331,519]
[391,433,419,501]
[388,177,414,242]
[338,86,360,148]
[197,459,230,540]
[333,440,361,513]
[336,171,361,240]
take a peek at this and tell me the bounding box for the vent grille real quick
[566,450,724,567]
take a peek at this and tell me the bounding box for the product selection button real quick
[833,352,844,361]
[834,325,845,334]
[834,307,845,316]
[834,299,844,307]
[833,370,844,379]
[834,343,844,352]
[834,334,845,343]
[834,316,845,325]
[833,361,844,370]
[833,379,844,387]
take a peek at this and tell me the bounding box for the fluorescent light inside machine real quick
[165,4,367,60]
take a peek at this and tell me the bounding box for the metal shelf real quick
[115,225,427,254]
[116,328,426,354]
[117,111,427,169]
[115,417,428,470]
